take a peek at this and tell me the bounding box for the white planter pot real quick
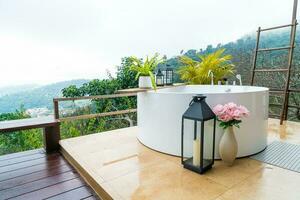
[139,76,152,89]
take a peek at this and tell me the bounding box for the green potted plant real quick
[177,48,235,84]
[130,53,163,89]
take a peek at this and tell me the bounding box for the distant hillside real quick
[0,79,89,113]
[159,29,300,87]
[0,84,39,97]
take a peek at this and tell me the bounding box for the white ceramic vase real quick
[219,126,238,166]
[139,76,152,89]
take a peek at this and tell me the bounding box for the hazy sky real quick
[0,0,298,87]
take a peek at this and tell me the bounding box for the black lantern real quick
[156,69,164,86]
[181,95,216,174]
[165,66,173,85]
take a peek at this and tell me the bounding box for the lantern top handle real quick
[189,94,206,106]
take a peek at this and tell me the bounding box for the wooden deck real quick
[0,149,99,200]
[60,119,300,200]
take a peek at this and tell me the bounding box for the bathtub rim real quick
[147,85,269,95]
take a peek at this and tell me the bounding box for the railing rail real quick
[53,92,138,121]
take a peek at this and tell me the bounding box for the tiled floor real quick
[60,118,300,200]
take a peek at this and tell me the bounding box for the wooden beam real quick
[257,46,292,52]
[254,68,288,72]
[250,27,261,85]
[281,19,298,124]
[116,83,186,94]
[53,100,59,120]
[0,117,59,133]
[43,124,60,153]
[260,23,295,32]
[59,109,137,122]
[53,93,137,102]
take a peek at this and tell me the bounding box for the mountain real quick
[0,79,89,113]
[159,29,300,88]
[0,84,39,97]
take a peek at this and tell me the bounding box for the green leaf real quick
[149,71,157,90]
[128,54,162,79]
[177,48,235,84]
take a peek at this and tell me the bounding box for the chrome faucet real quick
[208,70,214,85]
[236,74,242,86]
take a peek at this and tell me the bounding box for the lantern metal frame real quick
[181,95,216,174]
[156,69,164,87]
[164,67,173,85]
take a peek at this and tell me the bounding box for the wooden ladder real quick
[250,0,299,125]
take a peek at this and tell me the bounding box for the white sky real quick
[0,0,297,87]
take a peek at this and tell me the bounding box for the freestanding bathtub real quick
[137,85,269,159]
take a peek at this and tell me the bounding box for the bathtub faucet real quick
[236,74,242,86]
[208,70,214,85]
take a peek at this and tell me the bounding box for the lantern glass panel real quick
[156,70,164,86]
[181,119,198,162]
[202,119,215,168]
[165,68,173,85]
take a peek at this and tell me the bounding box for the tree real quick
[116,57,138,89]
[177,49,235,84]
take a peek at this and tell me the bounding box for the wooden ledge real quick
[116,83,186,94]
[0,116,59,133]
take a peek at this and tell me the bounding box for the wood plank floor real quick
[0,149,99,200]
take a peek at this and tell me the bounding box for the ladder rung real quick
[269,89,285,93]
[257,46,292,52]
[269,88,284,92]
[269,88,300,93]
[269,114,281,118]
[269,103,300,109]
[254,68,288,72]
[269,103,282,107]
[289,88,300,93]
[288,104,300,109]
[260,23,295,32]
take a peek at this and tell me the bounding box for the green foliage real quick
[0,108,43,155]
[117,57,139,89]
[218,119,242,129]
[129,53,164,89]
[58,59,138,140]
[62,85,84,98]
[177,49,235,84]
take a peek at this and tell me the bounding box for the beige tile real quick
[214,197,226,200]
[268,118,300,145]
[96,150,165,181]
[101,182,124,200]
[204,159,265,188]
[219,165,300,200]
[59,119,300,200]
[107,160,227,200]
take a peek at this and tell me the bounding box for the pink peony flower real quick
[213,104,224,115]
[227,102,237,109]
[238,105,250,117]
[233,109,242,120]
[213,102,250,123]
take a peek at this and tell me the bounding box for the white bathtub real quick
[137,85,269,159]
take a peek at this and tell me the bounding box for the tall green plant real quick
[177,49,235,84]
[129,53,163,89]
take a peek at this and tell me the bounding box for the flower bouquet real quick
[213,102,249,165]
